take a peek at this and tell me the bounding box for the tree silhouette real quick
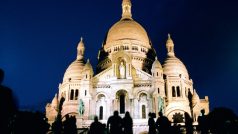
[52,97,65,134]
[0,68,17,133]
[207,107,238,134]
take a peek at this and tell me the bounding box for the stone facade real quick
[46,0,209,132]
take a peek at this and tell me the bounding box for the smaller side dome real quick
[163,34,189,78]
[63,37,87,82]
[152,57,162,70]
[63,59,85,81]
[163,56,189,77]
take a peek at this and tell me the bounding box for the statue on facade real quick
[79,99,85,116]
[158,96,164,113]
[119,61,126,79]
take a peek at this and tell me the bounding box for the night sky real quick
[0,0,238,114]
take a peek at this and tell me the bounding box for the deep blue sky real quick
[0,0,238,114]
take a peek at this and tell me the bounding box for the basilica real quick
[46,0,209,133]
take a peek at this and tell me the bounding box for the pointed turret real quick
[83,59,94,80]
[121,0,132,20]
[77,37,85,60]
[192,90,200,107]
[84,59,93,72]
[166,34,175,57]
[51,94,58,109]
[152,57,162,70]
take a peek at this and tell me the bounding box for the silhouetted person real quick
[89,116,104,134]
[184,112,193,134]
[63,115,77,134]
[102,123,107,134]
[198,109,207,134]
[122,111,133,134]
[107,111,122,134]
[156,112,171,134]
[148,112,156,134]
[0,68,17,134]
[172,123,181,134]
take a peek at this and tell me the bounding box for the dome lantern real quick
[163,34,189,78]
[77,37,85,60]
[121,0,132,20]
[166,34,175,57]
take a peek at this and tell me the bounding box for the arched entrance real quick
[116,90,128,114]
[96,94,106,120]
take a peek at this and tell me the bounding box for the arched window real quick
[142,105,146,119]
[176,86,180,97]
[85,90,87,96]
[120,94,125,114]
[172,86,176,97]
[70,90,74,100]
[99,106,103,120]
[157,72,159,76]
[158,88,160,94]
[75,89,79,100]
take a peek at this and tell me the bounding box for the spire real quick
[121,0,132,20]
[51,94,58,108]
[166,33,175,57]
[84,59,93,74]
[77,37,85,60]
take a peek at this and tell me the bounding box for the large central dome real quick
[105,19,150,47]
[103,0,151,50]
[96,0,156,74]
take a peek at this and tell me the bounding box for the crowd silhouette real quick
[1,68,238,134]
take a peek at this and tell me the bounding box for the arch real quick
[96,92,108,101]
[111,51,131,64]
[116,90,128,114]
[136,90,149,100]
[97,94,106,100]
[139,93,147,101]
[96,93,107,121]
[172,86,176,97]
[166,109,191,123]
